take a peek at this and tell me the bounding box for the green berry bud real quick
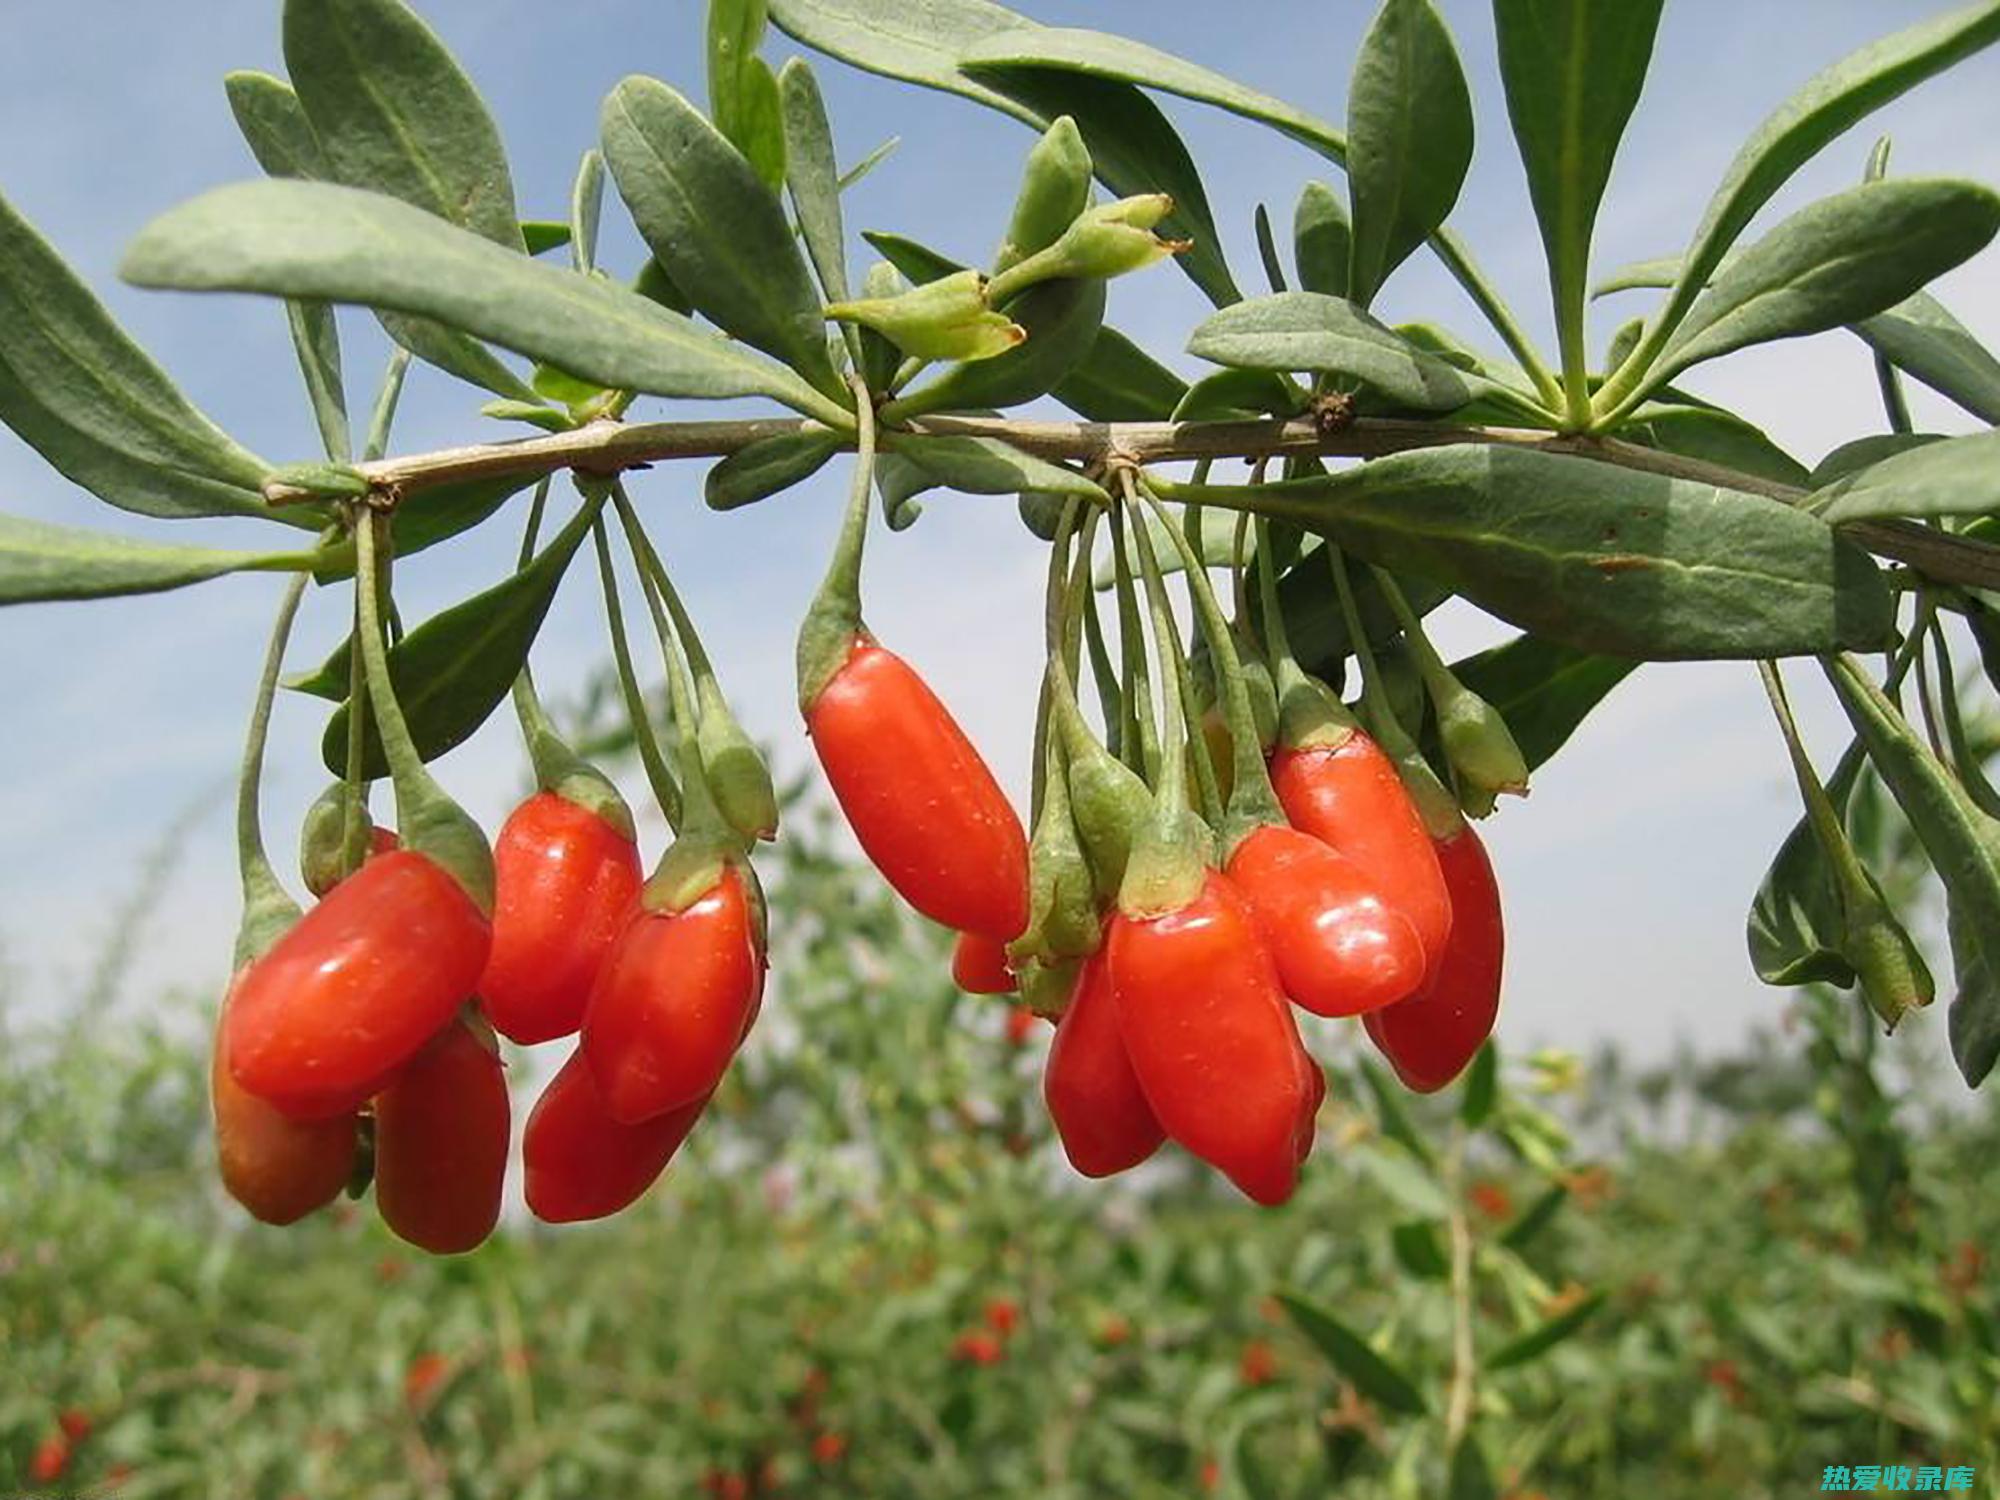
[824,269,1024,363]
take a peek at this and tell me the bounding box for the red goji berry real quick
[224,851,490,1119]
[480,791,642,1045]
[807,640,1029,942]
[1044,948,1164,1179]
[524,1049,709,1223]
[1364,825,1503,1093]
[951,930,1016,995]
[404,1353,449,1406]
[55,1410,91,1444]
[950,1330,1005,1365]
[373,1018,510,1255]
[810,1432,848,1465]
[984,1298,1020,1337]
[210,975,357,1225]
[1108,873,1316,1206]
[583,865,764,1123]
[29,1433,69,1483]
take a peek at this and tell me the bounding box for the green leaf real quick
[1458,1042,1499,1127]
[1159,446,1895,662]
[1389,1220,1449,1280]
[1344,0,1473,307]
[283,0,521,249]
[1825,653,2000,1043]
[1647,179,2000,393]
[705,431,843,511]
[1450,633,1634,772]
[1747,739,1866,988]
[223,69,329,181]
[1292,182,1352,298]
[1351,1143,1449,1219]
[1812,429,2000,525]
[711,0,787,190]
[883,277,1106,420]
[1485,1292,1605,1370]
[859,229,964,286]
[884,434,1104,500]
[322,500,597,776]
[0,190,275,524]
[570,150,606,274]
[520,221,571,257]
[1188,292,1475,412]
[1854,289,2000,425]
[1498,1182,1568,1251]
[1492,0,1665,395]
[1447,1434,1498,1500]
[1357,1056,1435,1166]
[1947,904,2000,1087]
[779,59,854,316]
[1253,204,1287,294]
[1622,1,2000,388]
[376,310,540,404]
[1275,1292,1428,1415]
[1807,433,1946,489]
[1172,368,1299,422]
[1619,403,1810,488]
[121,180,844,420]
[600,76,842,398]
[0,514,315,604]
[1051,325,1187,422]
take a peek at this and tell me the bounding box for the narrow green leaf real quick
[283,0,521,249]
[1807,433,1946,489]
[1051,325,1187,422]
[1459,1041,1499,1126]
[705,431,843,510]
[885,434,1104,500]
[0,190,275,523]
[1854,289,2000,425]
[711,0,787,189]
[1188,292,1475,412]
[1448,1434,1499,1500]
[1292,182,1352,298]
[1351,1143,1449,1219]
[859,229,963,286]
[837,135,900,191]
[1747,739,1866,988]
[1492,0,1666,403]
[1648,179,2000,394]
[1159,447,1895,662]
[571,150,606,274]
[520,221,571,257]
[1498,1182,1569,1251]
[376,310,540,404]
[1449,634,1633,774]
[1275,1292,1428,1414]
[1357,1055,1435,1166]
[1613,1,2000,397]
[1254,204,1287,294]
[600,76,842,398]
[1947,904,2000,1087]
[1813,429,2000,525]
[323,501,597,776]
[1390,1220,1449,1280]
[1344,0,1473,307]
[1825,652,2000,1069]
[1485,1292,1605,1370]
[779,59,855,316]
[0,514,314,604]
[281,299,350,461]
[223,70,329,180]
[121,180,845,420]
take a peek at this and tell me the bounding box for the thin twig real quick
[1444,1125,1478,1450]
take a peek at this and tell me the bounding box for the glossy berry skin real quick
[1270,735,1451,977]
[226,851,491,1120]
[1226,824,1427,1017]
[583,866,764,1123]
[1108,873,1315,1206]
[807,641,1030,942]
[373,1018,511,1255]
[523,1049,708,1223]
[211,974,357,1226]
[1044,949,1164,1178]
[1365,825,1503,1092]
[952,930,1016,994]
[480,792,643,1045]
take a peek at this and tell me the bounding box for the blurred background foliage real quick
[3,702,1998,1500]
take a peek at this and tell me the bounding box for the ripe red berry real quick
[29,1433,69,1483]
[524,1049,709,1223]
[952,930,1017,994]
[373,1018,510,1256]
[983,1297,1020,1337]
[950,1330,1005,1365]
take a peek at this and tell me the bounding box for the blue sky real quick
[1,1,1995,1071]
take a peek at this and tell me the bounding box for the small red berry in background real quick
[951,1330,1005,1365]
[404,1352,450,1407]
[810,1431,848,1465]
[1095,1314,1132,1347]
[1199,1456,1221,1491]
[1469,1180,1515,1222]
[56,1409,92,1443]
[29,1433,70,1483]
[983,1297,1021,1337]
[1004,1005,1039,1046]
[1239,1339,1278,1386]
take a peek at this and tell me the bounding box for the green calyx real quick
[1327,543,1463,841]
[1373,564,1528,816]
[994,115,1092,275]
[353,510,495,913]
[824,269,1025,364]
[234,574,312,968]
[985,196,1189,305]
[1011,733,1105,973]
[797,377,879,714]
[1017,954,1084,1022]
[299,780,377,900]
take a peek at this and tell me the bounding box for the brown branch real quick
[257,412,2000,593]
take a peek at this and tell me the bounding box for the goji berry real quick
[211,974,356,1226]
[1044,948,1164,1179]
[952,930,1016,995]
[524,1049,708,1223]
[373,1018,510,1255]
